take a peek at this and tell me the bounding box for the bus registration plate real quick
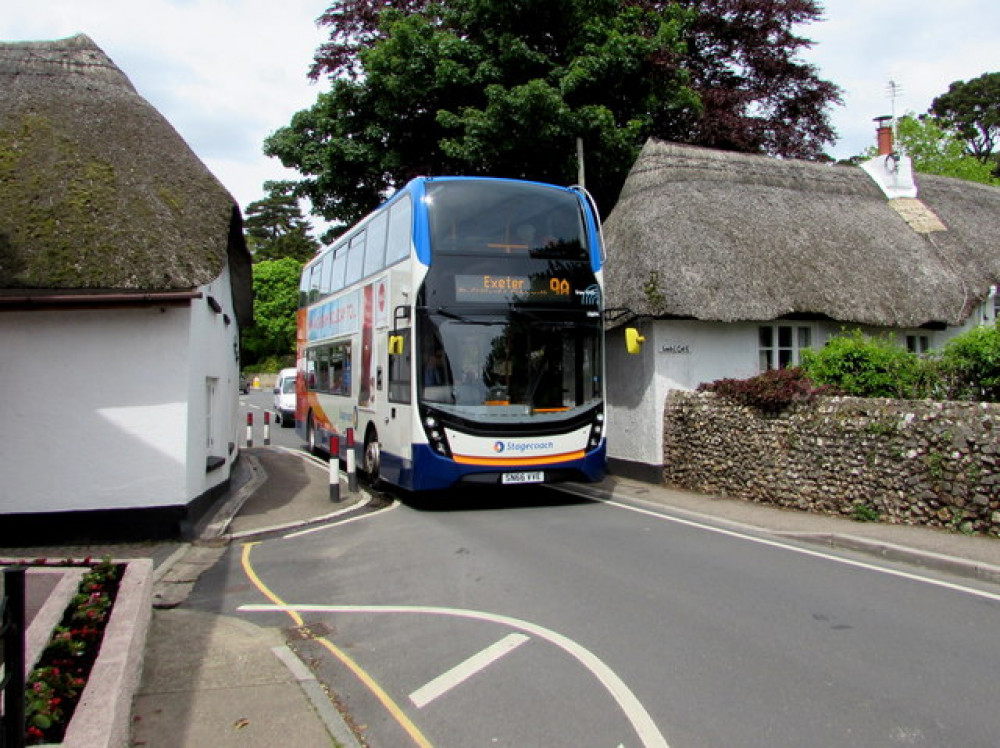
[502,471,544,485]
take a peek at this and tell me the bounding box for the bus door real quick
[382,326,413,483]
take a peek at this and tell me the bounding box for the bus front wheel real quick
[363,427,383,489]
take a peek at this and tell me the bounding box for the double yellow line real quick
[240,542,434,748]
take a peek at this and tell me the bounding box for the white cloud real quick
[3,0,998,219]
[1,0,327,211]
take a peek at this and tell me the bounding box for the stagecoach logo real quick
[577,284,601,306]
[494,440,555,454]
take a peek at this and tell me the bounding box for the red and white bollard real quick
[246,411,253,448]
[263,411,271,446]
[346,428,358,494]
[329,434,341,502]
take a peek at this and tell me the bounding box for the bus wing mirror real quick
[389,335,405,356]
[625,327,646,355]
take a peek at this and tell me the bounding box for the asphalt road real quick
[185,477,1000,747]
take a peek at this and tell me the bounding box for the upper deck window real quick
[426,180,587,262]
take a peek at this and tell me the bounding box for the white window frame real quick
[758,324,814,371]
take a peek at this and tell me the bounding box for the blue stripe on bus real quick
[411,180,432,266]
[392,442,606,492]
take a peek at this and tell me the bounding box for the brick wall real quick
[663,391,1000,536]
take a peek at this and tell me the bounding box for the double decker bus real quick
[295,176,606,491]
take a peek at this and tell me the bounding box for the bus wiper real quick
[511,308,577,327]
[432,307,496,325]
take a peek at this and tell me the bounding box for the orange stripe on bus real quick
[452,450,585,467]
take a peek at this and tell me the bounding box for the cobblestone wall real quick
[663,391,1000,536]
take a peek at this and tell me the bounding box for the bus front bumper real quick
[402,442,607,492]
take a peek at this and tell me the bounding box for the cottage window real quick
[759,325,812,371]
[906,335,930,354]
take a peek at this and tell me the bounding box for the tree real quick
[240,257,302,366]
[930,72,1000,172]
[270,0,839,225]
[244,182,320,262]
[859,114,999,186]
[668,0,840,158]
[309,0,839,159]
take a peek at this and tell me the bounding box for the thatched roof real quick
[604,139,1000,329]
[0,34,251,324]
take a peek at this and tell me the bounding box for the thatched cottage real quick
[0,35,252,538]
[603,138,1000,480]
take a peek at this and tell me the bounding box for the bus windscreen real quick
[426,180,588,261]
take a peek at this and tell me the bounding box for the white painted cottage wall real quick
[606,320,760,470]
[184,265,242,501]
[0,265,244,516]
[606,313,996,479]
[0,305,192,513]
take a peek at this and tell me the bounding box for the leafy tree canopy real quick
[859,113,999,186]
[930,71,1000,168]
[268,0,839,226]
[241,257,302,365]
[244,181,320,262]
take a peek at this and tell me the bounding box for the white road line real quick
[238,603,670,748]
[596,497,1000,603]
[283,499,399,539]
[409,633,529,708]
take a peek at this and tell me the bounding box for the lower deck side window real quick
[306,342,352,395]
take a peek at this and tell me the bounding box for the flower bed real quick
[24,558,121,744]
[2,557,152,748]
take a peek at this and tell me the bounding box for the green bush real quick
[937,322,1000,401]
[799,330,930,399]
[698,324,1000,405]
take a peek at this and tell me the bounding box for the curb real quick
[198,453,268,540]
[217,447,371,543]
[271,645,364,748]
[777,532,1000,585]
[558,481,1000,586]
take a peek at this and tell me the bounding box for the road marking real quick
[283,499,400,539]
[592,496,1000,604]
[238,603,670,748]
[240,544,435,748]
[409,633,530,709]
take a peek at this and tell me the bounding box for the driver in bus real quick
[423,347,447,387]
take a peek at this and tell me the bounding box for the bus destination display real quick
[455,274,573,303]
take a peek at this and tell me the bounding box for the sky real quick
[2,1,998,225]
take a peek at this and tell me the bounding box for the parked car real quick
[273,367,297,428]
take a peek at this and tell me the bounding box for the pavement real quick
[5,445,1000,747]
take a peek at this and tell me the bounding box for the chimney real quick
[874,115,894,155]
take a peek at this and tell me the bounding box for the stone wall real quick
[663,391,1000,536]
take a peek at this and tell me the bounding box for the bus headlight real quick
[421,410,452,458]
